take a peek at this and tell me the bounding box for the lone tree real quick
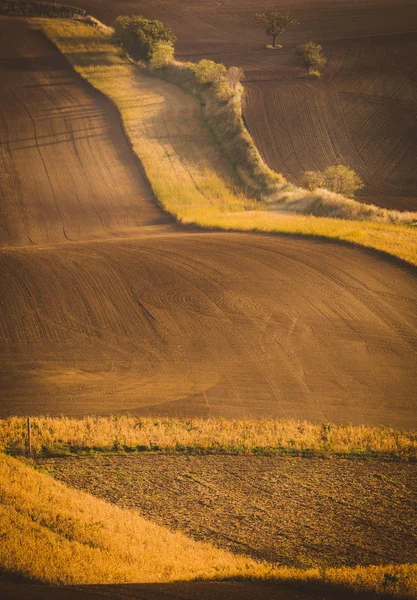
[254,8,299,48]
[295,41,326,76]
[115,15,176,62]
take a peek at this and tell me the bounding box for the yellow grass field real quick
[36,19,417,266]
[1,416,416,460]
[1,452,417,597]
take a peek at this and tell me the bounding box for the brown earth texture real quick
[1,19,417,425]
[1,12,417,600]
[35,455,417,569]
[44,0,417,211]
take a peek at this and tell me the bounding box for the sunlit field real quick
[1,453,416,597]
[0,11,415,599]
[36,18,417,266]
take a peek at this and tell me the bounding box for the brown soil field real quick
[0,574,361,600]
[53,0,417,211]
[36,455,417,569]
[1,19,417,425]
[0,20,172,247]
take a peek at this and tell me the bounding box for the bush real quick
[295,41,326,76]
[149,42,174,69]
[322,165,364,197]
[193,59,227,86]
[302,171,324,191]
[114,15,176,63]
[309,69,321,79]
[191,59,235,101]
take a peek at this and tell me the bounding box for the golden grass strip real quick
[35,19,417,266]
[1,416,415,460]
[1,453,417,597]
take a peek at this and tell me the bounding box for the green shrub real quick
[191,60,243,101]
[323,165,364,197]
[114,15,176,63]
[193,59,227,86]
[149,42,174,69]
[295,41,326,76]
[302,170,324,191]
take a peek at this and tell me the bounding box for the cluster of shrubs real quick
[303,165,364,197]
[190,60,244,101]
[114,16,244,102]
[0,0,85,17]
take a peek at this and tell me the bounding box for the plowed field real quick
[56,0,417,210]
[38,455,417,569]
[1,19,417,426]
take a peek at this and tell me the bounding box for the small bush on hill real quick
[149,41,174,69]
[302,166,363,196]
[302,170,324,191]
[193,59,227,85]
[114,15,176,63]
[191,59,235,101]
[323,165,364,197]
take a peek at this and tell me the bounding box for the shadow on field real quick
[0,574,399,600]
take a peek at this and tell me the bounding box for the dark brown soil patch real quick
[36,455,417,569]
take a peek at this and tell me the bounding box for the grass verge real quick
[34,18,417,266]
[0,452,416,596]
[1,416,416,460]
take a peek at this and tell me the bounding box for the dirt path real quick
[0,19,417,426]
[56,0,417,210]
[37,455,417,569]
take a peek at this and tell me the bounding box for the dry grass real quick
[35,19,417,266]
[1,416,416,460]
[0,452,272,584]
[1,452,417,597]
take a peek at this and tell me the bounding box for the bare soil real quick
[36,455,417,569]
[0,574,370,600]
[1,19,417,426]
[53,0,417,210]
